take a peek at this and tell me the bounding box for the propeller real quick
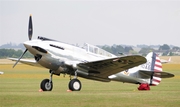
[28,14,33,40]
[13,15,33,68]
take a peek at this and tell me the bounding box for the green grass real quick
[0,64,180,107]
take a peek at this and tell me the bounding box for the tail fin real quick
[141,52,162,86]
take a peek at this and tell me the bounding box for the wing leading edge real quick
[8,58,42,67]
[77,55,146,78]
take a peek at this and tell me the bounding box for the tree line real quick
[0,44,179,58]
[100,45,136,55]
[100,44,180,56]
[0,49,33,58]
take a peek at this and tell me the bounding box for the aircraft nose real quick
[23,40,39,50]
[24,41,32,49]
[24,40,48,54]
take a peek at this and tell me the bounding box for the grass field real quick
[0,58,180,107]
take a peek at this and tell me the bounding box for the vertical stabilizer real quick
[144,52,162,86]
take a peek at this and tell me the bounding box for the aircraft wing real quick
[8,58,42,67]
[138,70,174,78]
[77,55,146,78]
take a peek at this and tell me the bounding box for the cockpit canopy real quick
[83,43,115,57]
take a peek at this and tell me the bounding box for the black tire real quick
[68,79,82,91]
[40,79,53,91]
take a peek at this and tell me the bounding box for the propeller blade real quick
[13,49,28,68]
[28,15,33,40]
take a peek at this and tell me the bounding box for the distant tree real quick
[0,49,33,58]
[169,52,174,56]
[25,51,34,58]
[159,44,170,51]
[115,45,124,55]
[139,47,155,56]
[101,45,137,55]
[101,46,113,53]
[172,46,180,51]
[0,49,6,58]
[110,45,125,55]
[111,46,117,55]
[124,46,133,53]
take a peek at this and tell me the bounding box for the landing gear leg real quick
[40,70,53,91]
[68,71,82,91]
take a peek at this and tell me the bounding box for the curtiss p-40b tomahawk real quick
[10,15,174,91]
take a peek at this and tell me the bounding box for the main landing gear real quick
[40,70,53,91]
[40,70,82,91]
[68,71,82,91]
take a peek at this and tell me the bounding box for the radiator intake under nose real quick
[34,54,42,61]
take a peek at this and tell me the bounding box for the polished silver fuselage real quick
[24,38,150,85]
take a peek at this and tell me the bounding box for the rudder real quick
[145,52,162,86]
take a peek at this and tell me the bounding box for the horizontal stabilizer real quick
[139,70,174,78]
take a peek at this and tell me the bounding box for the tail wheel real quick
[40,79,53,91]
[69,79,82,91]
[138,83,150,91]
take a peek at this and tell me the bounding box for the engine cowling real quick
[36,55,65,74]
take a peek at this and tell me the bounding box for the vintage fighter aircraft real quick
[10,15,174,91]
[161,57,171,64]
[0,71,4,75]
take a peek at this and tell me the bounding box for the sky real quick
[0,0,180,47]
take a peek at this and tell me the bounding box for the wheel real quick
[68,79,82,91]
[40,79,53,91]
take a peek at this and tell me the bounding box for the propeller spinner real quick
[13,15,33,68]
